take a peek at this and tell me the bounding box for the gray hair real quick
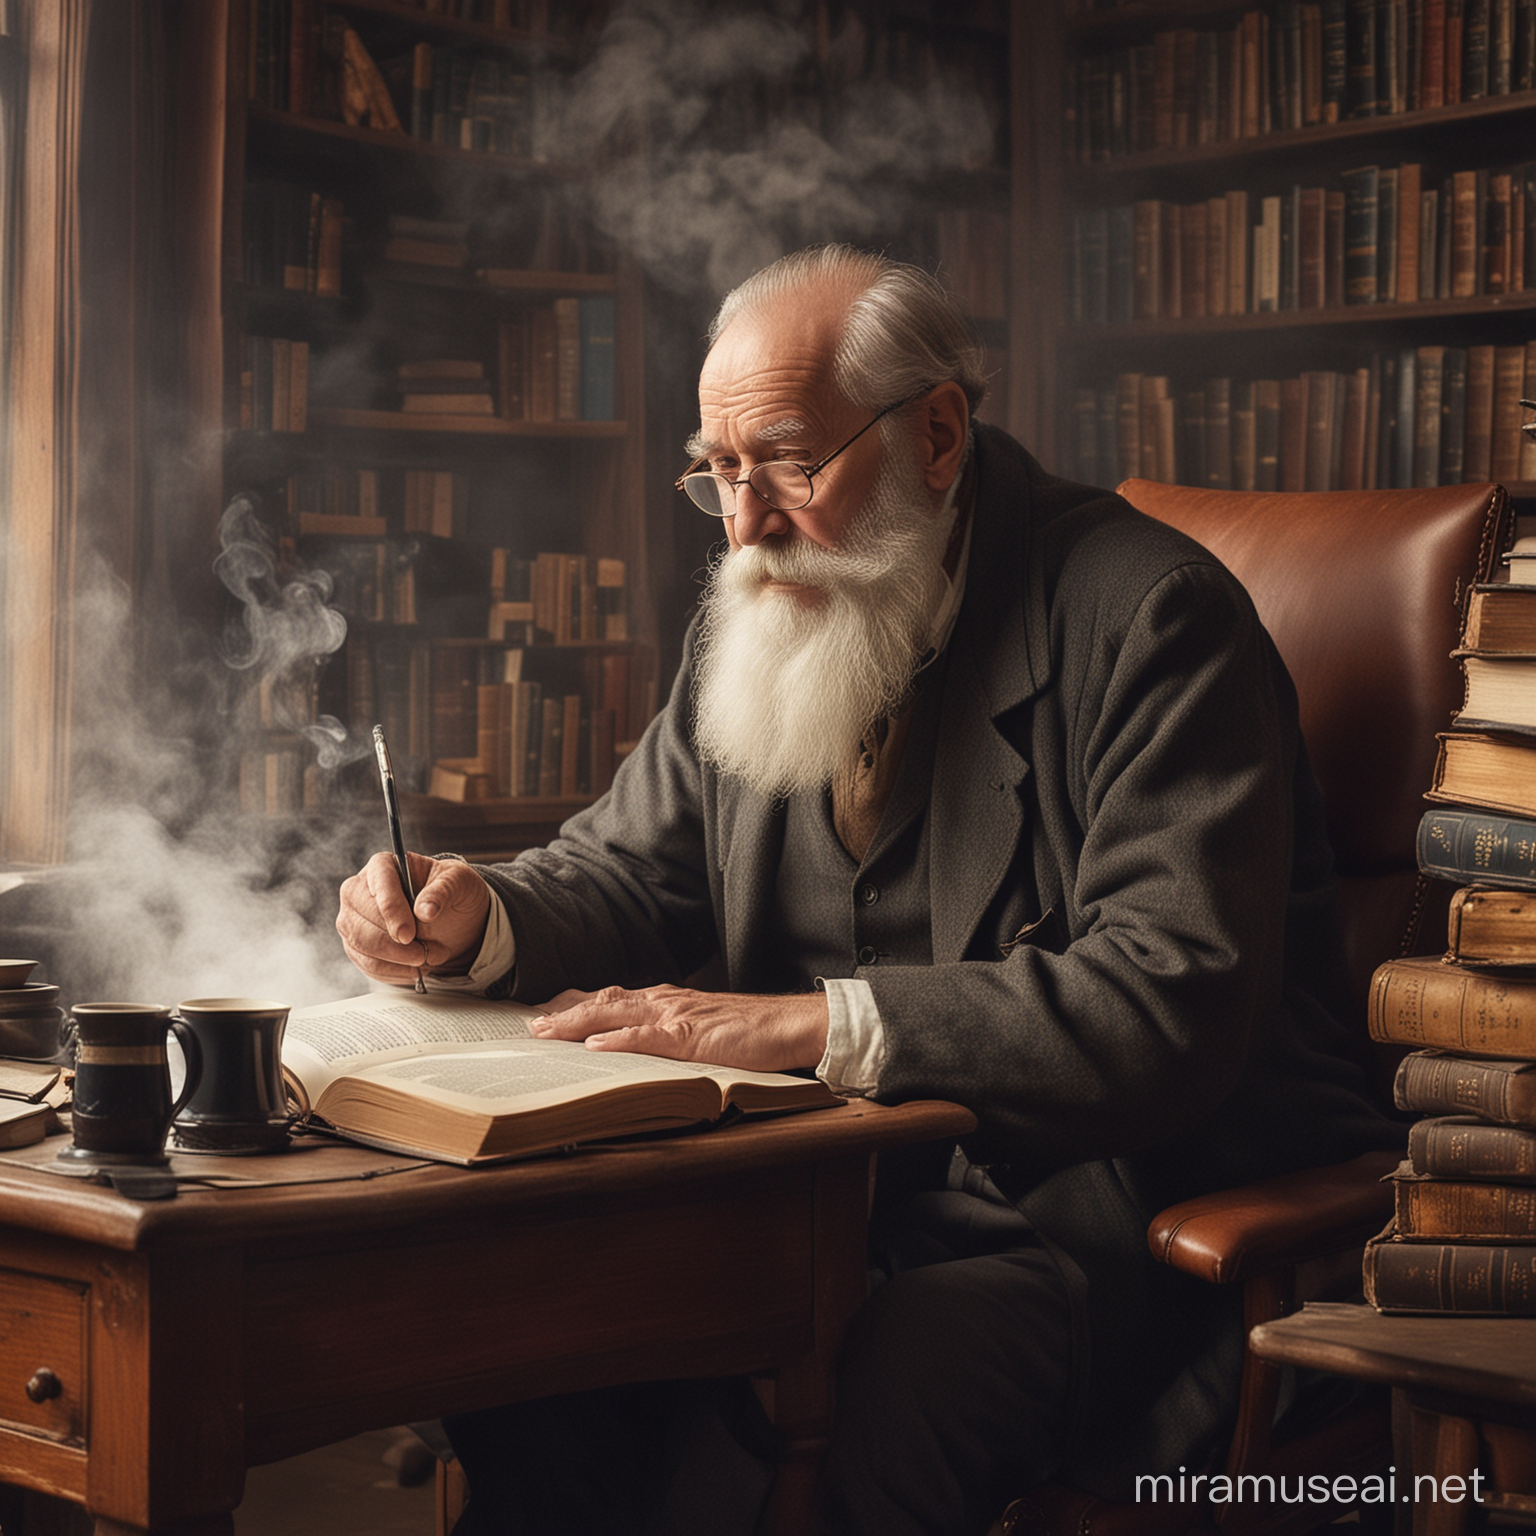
[706,245,988,415]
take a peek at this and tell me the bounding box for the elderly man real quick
[337,246,1396,1535]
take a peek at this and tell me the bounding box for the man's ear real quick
[919,381,971,494]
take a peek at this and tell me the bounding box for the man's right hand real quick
[335,852,491,986]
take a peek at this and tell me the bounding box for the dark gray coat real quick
[480,423,1400,1491]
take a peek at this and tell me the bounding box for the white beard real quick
[691,446,957,800]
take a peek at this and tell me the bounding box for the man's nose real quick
[726,481,793,547]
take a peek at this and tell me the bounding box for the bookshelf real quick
[222,0,656,855]
[1013,1,1536,501]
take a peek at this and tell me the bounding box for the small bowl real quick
[0,960,38,989]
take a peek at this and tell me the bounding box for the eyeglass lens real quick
[682,461,815,516]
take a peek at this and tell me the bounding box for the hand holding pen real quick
[333,729,493,986]
[372,726,427,993]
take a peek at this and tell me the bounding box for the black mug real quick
[171,998,292,1155]
[62,1004,203,1166]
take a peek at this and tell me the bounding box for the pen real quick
[372,725,427,994]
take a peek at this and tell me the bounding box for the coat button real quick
[860,884,879,905]
[857,945,879,966]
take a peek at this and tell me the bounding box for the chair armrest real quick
[1147,1150,1401,1285]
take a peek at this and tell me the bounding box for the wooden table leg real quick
[758,1154,871,1536]
[1410,1408,1480,1536]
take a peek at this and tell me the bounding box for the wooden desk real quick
[0,1099,972,1536]
[1251,1302,1536,1536]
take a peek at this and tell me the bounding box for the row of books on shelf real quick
[240,337,309,433]
[497,299,615,422]
[249,1,560,158]
[295,526,627,644]
[490,550,628,645]
[1069,163,1536,325]
[243,181,344,295]
[1365,567,1536,1314]
[237,308,614,430]
[285,464,451,539]
[1074,345,1536,493]
[243,196,611,298]
[431,679,619,802]
[1071,0,1536,163]
[358,641,654,801]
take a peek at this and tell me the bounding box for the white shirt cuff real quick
[423,874,515,995]
[816,977,886,1095]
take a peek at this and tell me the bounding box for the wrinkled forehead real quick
[694,301,858,450]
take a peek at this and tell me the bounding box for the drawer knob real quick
[25,1369,61,1403]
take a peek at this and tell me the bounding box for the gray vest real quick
[747,653,949,996]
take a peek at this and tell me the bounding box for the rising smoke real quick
[54,513,370,1009]
[561,0,999,297]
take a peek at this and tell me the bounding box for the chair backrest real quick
[1117,480,1512,1009]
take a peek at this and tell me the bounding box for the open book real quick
[282,991,840,1165]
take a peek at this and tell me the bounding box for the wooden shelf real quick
[309,408,628,437]
[363,262,616,295]
[400,791,595,861]
[247,104,569,178]
[324,0,575,55]
[1075,90,1536,184]
[389,634,637,651]
[1065,292,1536,345]
[1066,1,1261,43]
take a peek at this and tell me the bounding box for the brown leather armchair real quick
[999,481,1513,1536]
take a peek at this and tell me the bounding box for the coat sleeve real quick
[474,642,720,1002]
[865,557,1303,1170]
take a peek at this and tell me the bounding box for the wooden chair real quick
[998,480,1514,1536]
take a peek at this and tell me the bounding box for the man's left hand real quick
[529,985,828,1074]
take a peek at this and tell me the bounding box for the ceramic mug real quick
[62,1003,203,1165]
[171,997,292,1155]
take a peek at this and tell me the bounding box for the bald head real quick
[705,245,987,415]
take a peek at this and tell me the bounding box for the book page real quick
[665,1057,841,1109]
[284,991,544,1099]
[351,1038,712,1112]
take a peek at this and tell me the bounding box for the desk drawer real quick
[0,1268,86,1444]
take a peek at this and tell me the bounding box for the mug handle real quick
[168,1019,203,1121]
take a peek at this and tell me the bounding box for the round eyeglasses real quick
[675,393,924,517]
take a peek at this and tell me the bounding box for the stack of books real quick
[380,215,469,273]
[397,359,494,417]
[1365,570,1536,1315]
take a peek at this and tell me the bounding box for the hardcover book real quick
[1370,954,1536,1056]
[1408,1115,1536,1181]
[282,992,839,1165]
[1364,1222,1536,1312]
[1395,1050,1536,1126]
[1447,885,1536,965]
[1393,1163,1536,1238]
[1427,730,1536,819]
[1418,806,1536,888]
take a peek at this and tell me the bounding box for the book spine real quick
[1410,1116,1536,1181]
[1364,1234,1536,1312]
[1395,1049,1536,1125]
[1370,956,1536,1054]
[578,295,616,421]
[1419,806,1536,887]
[1440,346,1468,483]
[1349,0,1380,112]
[1423,0,1449,103]
[1342,165,1380,303]
[1396,1175,1536,1237]
[1413,344,1445,486]
[1466,0,1491,93]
